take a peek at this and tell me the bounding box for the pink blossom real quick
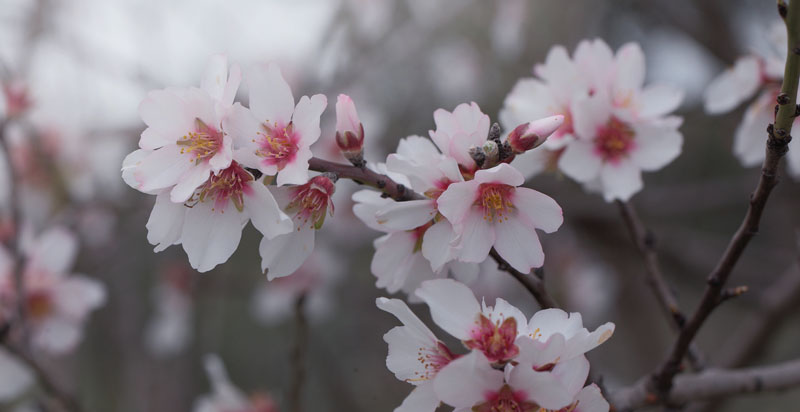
[429,102,490,176]
[225,63,326,186]
[506,115,565,154]
[437,163,562,273]
[334,94,365,164]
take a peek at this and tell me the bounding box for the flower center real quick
[408,341,457,383]
[27,289,53,320]
[473,385,539,412]
[177,118,223,163]
[477,183,515,223]
[188,162,253,212]
[286,176,335,230]
[256,121,299,170]
[465,314,519,364]
[594,117,635,163]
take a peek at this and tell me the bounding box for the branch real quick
[650,3,800,396]
[308,157,421,201]
[610,358,800,410]
[489,248,558,309]
[288,293,308,412]
[616,200,705,370]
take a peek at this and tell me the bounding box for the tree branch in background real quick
[1,341,82,412]
[616,200,705,370]
[288,293,308,412]
[649,2,800,398]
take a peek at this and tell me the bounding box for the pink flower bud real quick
[507,115,564,154]
[335,94,365,166]
[3,81,31,119]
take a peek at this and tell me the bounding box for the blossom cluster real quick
[378,279,613,411]
[501,39,684,201]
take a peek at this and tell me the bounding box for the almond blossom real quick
[429,102,490,177]
[703,21,800,176]
[142,162,293,272]
[0,227,105,354]
[225,63,326,186]
[437,163,562,272]
[194,354,278,412]
[259,175,336,279]
[122,55,241,203]
[334,94,365,166]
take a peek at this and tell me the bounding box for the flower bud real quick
[507,115,564,154]
[335,94,365,167]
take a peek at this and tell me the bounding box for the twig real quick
[615,200,705,370]
[610,358,800,409]
[308,157,421,201]
[649,3,800,398]
[489,248,558,309]
[288,293,308,412]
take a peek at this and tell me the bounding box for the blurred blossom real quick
[490,0,528,61]
[194,354,278,412]
[251,247,342,325]
[0,348,33,402]
[146,262,194,357]
[0,227,105,354]
[2,79,31,119]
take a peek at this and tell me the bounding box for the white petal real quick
[472,163,525,186]
[559,139,602,182]
[0,348,33,401]
[200,54,230,102]
[54,276,106,320]
[245,182,293,239]
[574,384,610,412]
[247,63,295,124]
[436,180,479,225]
[376,199,436,231]
[639,84,683,118]
[292,94,327,149]
[734,90,774,167]
[27,226,77,274]
[630,122,683,171]
[422,220,458,272]
[170,161,213,203]
[181,201,246,272]
[433,350,503,408]
[613,43,646,96]
[138,89,194,146]
[515,334,566,368]
[507,357,585,410]
[493,217,544,272]
[571,95,609,140]
[415,278,480,341]
[376,297,438,343]
[371,231,416,293]
[32,316,81,354]
[276,146,312,186]
[135,144,193,193]
[395,383,440,412]
[260,227,315,280]
[146,191,186,252]
[121,149,154,192]
[513,187,563,233]
[703,56,762,114]
[483,297,529,336]
[352,189,395,232]
[454,208,496,263]
[599,160,643,202]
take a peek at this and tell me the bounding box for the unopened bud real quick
[335,94,365,167]
[507,115,564,154]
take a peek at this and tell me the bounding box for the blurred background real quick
[1,0,799,411]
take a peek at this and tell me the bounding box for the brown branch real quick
[649,3,800,398]
[610,358,800,409]
[615,200,705,370]
[308,157,421,201]
[288,293,308,412]
[489,248,558,309]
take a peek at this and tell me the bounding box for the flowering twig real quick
[308,157,421,201]
[611,357,800,409]
[650,3,800,398]
[615,200,705,370]
[288,293,308,412]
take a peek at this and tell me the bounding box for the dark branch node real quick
[779,1,788,18]
[488,122,502,143]
[778,92,791,105]
[245,167,263,180]
[396,184,406,196]
[376,179,386,188]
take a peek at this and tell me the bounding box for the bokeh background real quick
[1,0,799,411]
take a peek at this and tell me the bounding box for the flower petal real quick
[181,201,246,272]
[146,191,186,252]
[246,182,294,239]
[433,350,503,408]
[415,278,480,341]
[260,227,315,280]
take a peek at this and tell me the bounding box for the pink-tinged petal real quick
[415,279,480,341]
[121,149,153,192]
[335,94,361,136]
[599,160,642,202]
[181,201,246,273]
[177,87,218,128]
[436,180,479,224]
[53,276,106,320]
[140,127,175,151]
[146,192,186,252]
[27,226,77,274]
[208,135,233,172]
[493,217,544,272]
[734,90,774,167]
[371,231,416,293]
[247,63,295,124]
[135,145,193,193]
[245,182,293,239]
[352,190,395,232]
[433,350,503,408]
[396,383,440,412]
[639,84,683,118]
[169,161,213,203]
[513,187,563,233]
[703,55,762,114]
[0,348,33,401]
[422,220,458,272]
[515,333,567,368]
[574,384,610,412]
[614,43,646,96]
[260,227,315,280]
[138,89,194,144]
[472,163,525,186]
[558,139,602,182]
[200,54,231,102]
[275,146,312,186]
[32,316,81,354]
[375,199,436,231]
[454,208,496,263]
[629,122,683,171]
[291,94,327,148]
[483,298,529,335]
[571,94,610,140]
